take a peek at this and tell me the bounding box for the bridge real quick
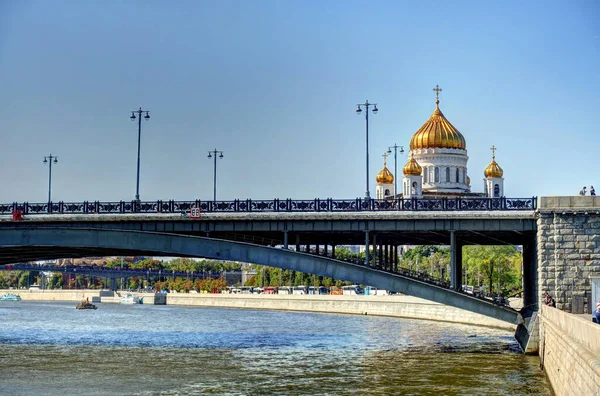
[0,196,539,325]
[1,263,229,282]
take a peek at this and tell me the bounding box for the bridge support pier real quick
[450,231,463,291]
[523,237,537,311]
[364,230,370,266]
[373,234,378,267]
[283,231,288,249]
[110,278,117,292]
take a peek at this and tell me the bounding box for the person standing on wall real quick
[590,186,596,196]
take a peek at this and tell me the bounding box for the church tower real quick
[402,153,423,198]
[408,85,469,194]
[375,153,394,199]
[483,145,504,197]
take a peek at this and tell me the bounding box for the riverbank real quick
[1,289,515,330]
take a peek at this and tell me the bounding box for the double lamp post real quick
[356,102,404,198]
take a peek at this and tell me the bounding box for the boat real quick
[76,301,97,310]
[119,293,142,304]
[0,293,21,301]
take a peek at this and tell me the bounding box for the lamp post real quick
[207,149,224,201]
[356,100,378,199]
[387,143,404,196]
[43,154,58,203]
[130,107,150,202]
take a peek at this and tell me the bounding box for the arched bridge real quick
[0,227,521,325]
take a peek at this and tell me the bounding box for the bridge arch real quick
[0,227,520,324]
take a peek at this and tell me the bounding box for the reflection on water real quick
[0,301,551,395]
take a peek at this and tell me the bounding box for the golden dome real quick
[376,154,394,184]
[376,165,394,184]
[403,153,422,176]
[466,175,471,185]
[409,100,466,150]
[484,157,503,178]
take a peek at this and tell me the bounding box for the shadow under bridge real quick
[0,228,521,325]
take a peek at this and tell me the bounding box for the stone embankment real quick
[539,305,600,395]
[165,293,514,329]
[0,289,514,330]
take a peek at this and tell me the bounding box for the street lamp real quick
[356,100,378,199]
[207,149,224,201]
[130,107,151,202]
[43,154,58,203]
[387,144,404,196]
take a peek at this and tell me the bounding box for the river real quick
[0,301,551,395]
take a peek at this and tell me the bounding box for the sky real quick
[0,0,598,203]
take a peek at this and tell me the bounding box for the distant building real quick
[375,85,505,199]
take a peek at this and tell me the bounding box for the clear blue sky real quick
[1,0,598,202]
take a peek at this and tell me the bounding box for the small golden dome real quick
[409,99,466,151]
[376,165,394,184]
[484,157,503,178]
[376,154,394,184]
[403,153,422,176]
[466,175,471,185]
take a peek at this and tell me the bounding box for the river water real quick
[0,301,551,395]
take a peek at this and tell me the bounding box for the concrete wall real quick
[165,293,515,330]
[0,289,514,329]
[538,196,600,313]
[539,305,600,396]
[6,289,101,302]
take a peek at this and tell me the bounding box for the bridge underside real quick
[0,227,521,325]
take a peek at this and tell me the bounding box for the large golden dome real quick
[403,153,422,176]
[409,100,466,150]
[484,157,503,178]
[376,164,394,184]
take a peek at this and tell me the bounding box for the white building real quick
[377,85,505,199]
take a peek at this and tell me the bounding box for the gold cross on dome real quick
[382,152,389,165]
[432,84,443,101]
[490,145,497,159]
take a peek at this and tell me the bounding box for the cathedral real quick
[375,85,505,200]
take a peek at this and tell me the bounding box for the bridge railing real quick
[295,246,452,289]
[1,197,537,215]
[1,264,236,279]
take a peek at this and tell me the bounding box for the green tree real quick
[462,245,521,296]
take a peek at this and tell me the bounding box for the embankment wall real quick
[165,293,515,330]
[1,289,514,330]
[539,305,600,395]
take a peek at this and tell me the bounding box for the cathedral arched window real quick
[435,167,440,183]
[445,167,450,183]
[462,169,466,184]
[423,168,428,184]
[494,184,500,197]
[456,168,459,183]
[384,189,390,196]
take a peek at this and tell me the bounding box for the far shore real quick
[2,289,518,331]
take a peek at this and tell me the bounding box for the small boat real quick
[76,301,97,310]
[119,293,142,304]
[0,293,21,301]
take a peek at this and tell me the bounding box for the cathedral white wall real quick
[485,177,504,197]
[376,183,394,199]
[411,148,469,193]
[402,175,422,198]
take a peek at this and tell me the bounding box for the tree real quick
[462,245,522,296]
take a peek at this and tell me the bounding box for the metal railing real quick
[0,264,236,280]
[1,197,537,216]
[296,246,451,289]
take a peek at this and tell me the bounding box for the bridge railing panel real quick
[1,197,537,215]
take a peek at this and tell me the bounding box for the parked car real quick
[292,286,308,295]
